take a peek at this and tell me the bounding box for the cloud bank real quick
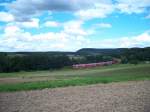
[5,0,150,21]
[0,0,150,51]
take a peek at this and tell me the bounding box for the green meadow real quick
[0,64,150,92]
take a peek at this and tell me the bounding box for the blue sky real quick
[0,0,150,51]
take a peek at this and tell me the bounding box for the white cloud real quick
[145,14,150,19]
[75,3,114,20]
[1,0,150,52]
[1,0,149,22]
[0,20,90,51]
[96,23,112,28]
[90,32,150,48]
[6,0,113,21]
[6,18,40,29]
[4,25,22,35]
[134,32,150,42]
[116,4,144,14]
[20,18,39,28]
[44,21,60,27]
[0,24,150,51]
[3,0,150,22]
[0,12,14,22]
[116,0,150,14]
[6,0,95,21]
[63,20,89,36]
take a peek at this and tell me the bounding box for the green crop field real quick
[0,64,150,92]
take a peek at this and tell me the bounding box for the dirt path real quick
[0,77,56,84]
[0,81,150,112]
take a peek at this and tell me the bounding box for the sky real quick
[0,0,150,51]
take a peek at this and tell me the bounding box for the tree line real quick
[0,47,150,72]
[0,53,115,72]
[0,54,72,72]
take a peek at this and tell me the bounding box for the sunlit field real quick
[0,64,150,92]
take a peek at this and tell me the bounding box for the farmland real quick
[0,63,150,92]
[0,63,150,112]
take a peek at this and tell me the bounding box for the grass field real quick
[0,64,150,92]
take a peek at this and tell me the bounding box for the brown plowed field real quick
[0,81,150,112]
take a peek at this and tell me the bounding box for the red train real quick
[72,60,119,69]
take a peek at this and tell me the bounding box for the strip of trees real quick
[0,47,150,73]
[0,54,72,72]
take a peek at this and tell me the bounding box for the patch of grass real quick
[0,64,150,92]
[0,72,150,92]
[0,64,137,78]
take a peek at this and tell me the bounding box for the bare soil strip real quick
[0,81,150,112]
[0,77,56,84]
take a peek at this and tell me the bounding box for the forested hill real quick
[1,47,150,56]
[0,47,150,72]
[76,47,150,55]
[0,51,75,56]
[76,48,126,55]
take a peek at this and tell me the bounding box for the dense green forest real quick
[0,47,150,72]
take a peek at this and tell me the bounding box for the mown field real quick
[0,64,150,92]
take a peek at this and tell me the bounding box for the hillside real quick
[76,47,150,55]
[1,47,150,56]
[76,48,126,55]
